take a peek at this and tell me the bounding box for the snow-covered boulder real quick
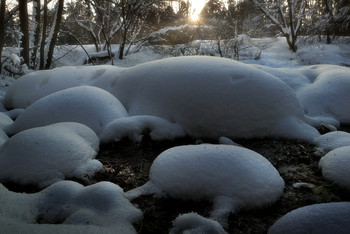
[114,56,319,141]
[170,212,228,234]
[99,115,185,143]
[0,181,142,234]
[5,86,128,136]
[0,122,102,187]
[126,144,284,226]
[297,65,350,124]
[4,65,124,109]
[319,146,350,190]
[268,202,350,234]
[314,131,350,155]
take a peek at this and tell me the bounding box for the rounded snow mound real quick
[4,65,124,109]
[126,144,284,225]
[319,146,350,190]
[5,86,128,136]
[268,202,350,234]
[169,212,228,234]
[0,122,102,187]
[297,65,350,124]
[0,181,142,234]
[114,56,319,141]
[314,131,350,155]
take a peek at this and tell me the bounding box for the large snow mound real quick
[114,56,319,141]
[319,146,350,190]
[127,144,284,225]
[4,65,125,109]
[169,212,228,234]
[0,181,142,234]
[268,202,350,234]
[5,86,128,136]
[0,122,102,187]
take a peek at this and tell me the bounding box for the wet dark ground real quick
[3,126,350,233]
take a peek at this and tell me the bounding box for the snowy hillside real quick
[0,38,350,233]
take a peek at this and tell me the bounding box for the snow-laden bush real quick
[0,122,102,187]
[170,212,228,234]
[319,146,350,190]
[5,86,128,136]
[0,181,142,234]
[126,144,284,226]
[268,202,350,234]
[114,56,319,141]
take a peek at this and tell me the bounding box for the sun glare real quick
[190,0,206,22]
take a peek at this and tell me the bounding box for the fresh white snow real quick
[5,86,128,136]
[0,122,102,187]
[314,131,350,154]
[0,181,142,234]
[169,212,228,234]
[268,202,350,234]
[126,144,284,226]
[319,146,350,190]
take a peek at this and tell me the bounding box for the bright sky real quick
[190,0,207,21]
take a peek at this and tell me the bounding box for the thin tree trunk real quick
[18,0,30,67]
[45,0,64,69]
[39,0,48,70]
[31,0,41,69]
[0,0,6,73]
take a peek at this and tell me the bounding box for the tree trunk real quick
[0,0,6,73]
[18,0,30,67]
[31,0,41,69]
[39,0,48,70]
[45,0,64,69]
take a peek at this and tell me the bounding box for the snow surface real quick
[268,202,350,234]
[5,86,128,136]
[319,146,350,190]
[0,122,102,187]
[126,144,284,226]
[169,212,228,234]
[0,181,142,234]
[314,131,350,154]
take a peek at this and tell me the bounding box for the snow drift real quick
[0,122,102,187]
[5,86,128,136]
[268,202,350,234]
[126,144,284,226]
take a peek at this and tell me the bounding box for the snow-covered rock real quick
[99,115,185,143]
[114,56,319,141]
[314,131,350,154]
[268,202,350,234]
[4,65,125,109]
[126,144,284,226]
[169,212,228,234]
[0,122,102,187]
[319,146,350,190]
[5,86,128,136]
[0,181,142,234]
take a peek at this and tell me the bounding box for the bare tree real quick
[253,0,307,52]
[31,0,41,68]
[18,0,30,66]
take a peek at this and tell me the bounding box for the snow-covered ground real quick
[0,37,350,233]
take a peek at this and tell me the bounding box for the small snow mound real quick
[127,144,284,225]
[0,122,102,187]
[99,115,185,143]
[314,131,350,155]
[114,56,318,141]
[319,146,350,190]
[169,212,228,234]
[0,180,142,234]
[5,86,128,136]
[268,202,350,234]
